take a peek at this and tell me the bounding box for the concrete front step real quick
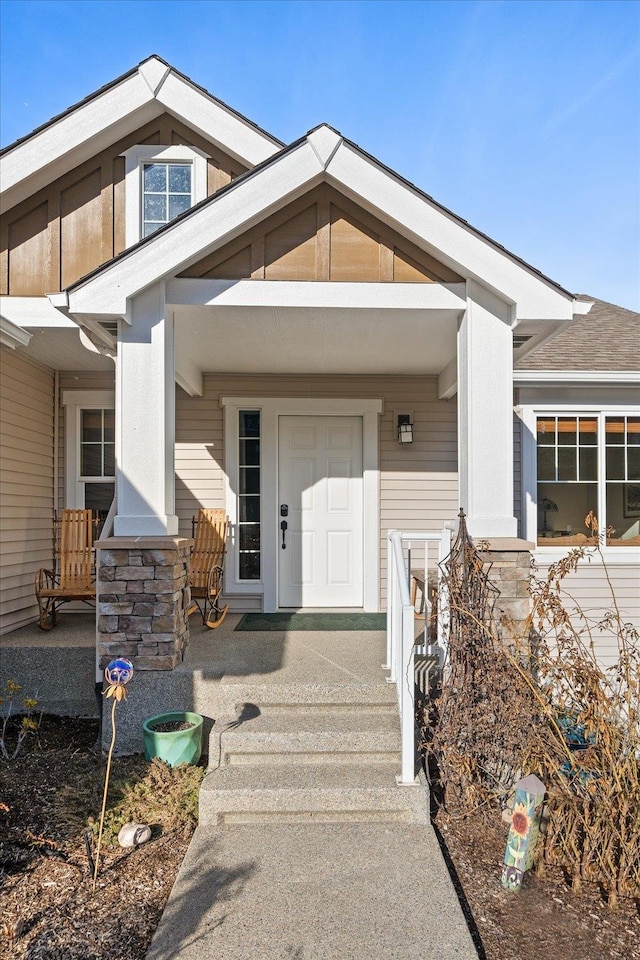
[214,680,397,716]
[199,764,430,826]
[217,712,401,767]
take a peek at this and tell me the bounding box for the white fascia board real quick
[0,315,32,348]
[156,72,280,167]
[325,142,575,322]
[166,278,466,311]
[0,295,77,328]
[1,72,157,213]
[514,370,640,385]
[66,142,326,317]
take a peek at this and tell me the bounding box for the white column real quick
[114,282,178,536]
[457,280,517,538]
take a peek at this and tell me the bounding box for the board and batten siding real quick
[175,373,459,609]
[0,113,247,297]
[0,347,54,632]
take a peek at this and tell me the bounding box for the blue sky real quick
[1,0,638,309]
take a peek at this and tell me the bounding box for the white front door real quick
[278,415,363,608]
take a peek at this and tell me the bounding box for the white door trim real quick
[222,396,382,612]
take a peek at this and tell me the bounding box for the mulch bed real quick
[1,716,638,959]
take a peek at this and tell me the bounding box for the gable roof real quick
[516,295,640,372]
[0,55,282,213]
[57,123,580,326]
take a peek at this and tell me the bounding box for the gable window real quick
[142,162,192,237]
[536,413,640,546]
[120,144,209,246]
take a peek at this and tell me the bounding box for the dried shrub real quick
[421,512,639,906]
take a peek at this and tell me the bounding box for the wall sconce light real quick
[397,414,413,444]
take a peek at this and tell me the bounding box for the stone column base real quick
[96,536,193,671]
[476,538,534,643]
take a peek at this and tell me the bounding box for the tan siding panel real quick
[330,205,380,281]
[1,113,247,297]
[0,348,54,633]
[265,205,318,280]
[60,167,103,288]
[7,203,49,295]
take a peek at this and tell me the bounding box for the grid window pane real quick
[82,410,103,443]
[81,445,102,476]
[606,447,625,481]
[239,411,260,437]
[143,163,166,192]
[628,418,640,445]
[239,439,260,466]
[606,417,625,445]
[104,410,115,442]
[239,553,260,580]
[558,447,576,481]
[169,194,191,220]
[168,164,191,193]
[239,467,260,495]
[239,497,260,523]
[537,447,555,481]
[144,195,167,221]
[628,448,640,481]
[579,447,597,481]
[558,417,577,445]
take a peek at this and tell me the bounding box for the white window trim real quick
[520,402,640,563]
[62,390,115,508]
[222,397,382,612]
[120,144,209,247]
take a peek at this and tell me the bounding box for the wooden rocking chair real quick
[35,509,97,630]
[188,508,229,629]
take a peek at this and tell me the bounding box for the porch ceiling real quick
[175,304,459,375]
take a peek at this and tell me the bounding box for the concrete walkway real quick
[145,617,478,960]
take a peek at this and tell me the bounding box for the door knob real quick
[280,519,287,549]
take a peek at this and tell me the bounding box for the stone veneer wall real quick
[96,537,193,670]
[478,540,533,643]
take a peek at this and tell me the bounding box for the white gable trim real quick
[325,141,574,321]
[0,57,281,213]
[59,129,578,328]
[62,140,325,316]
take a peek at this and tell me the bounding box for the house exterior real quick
[1,56,638,671]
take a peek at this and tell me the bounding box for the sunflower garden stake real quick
[501,774,546,892]
[93,658,133,893]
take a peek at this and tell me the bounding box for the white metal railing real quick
[385,527,453,785]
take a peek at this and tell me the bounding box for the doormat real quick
[235,613,387,632]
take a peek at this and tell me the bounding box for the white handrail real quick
[386,528,451,786]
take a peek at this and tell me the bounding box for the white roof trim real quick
[0,295,77,328]
[60,127,579,324]
[324,141,574,321]
[0,56,281,213]
[514,370,640,384]
[65,139,325,316]
[0,315,32,349]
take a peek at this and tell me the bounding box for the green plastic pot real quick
[142,711,203,766]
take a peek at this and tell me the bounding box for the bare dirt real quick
[1,716,638,959]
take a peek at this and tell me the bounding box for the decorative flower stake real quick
[93,658,133,893]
